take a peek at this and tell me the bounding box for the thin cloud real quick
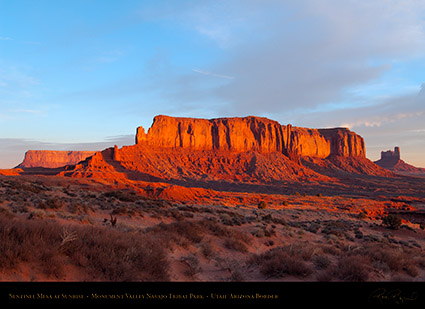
[192,68,234,80]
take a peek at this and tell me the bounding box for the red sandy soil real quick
[1,116,424,282]
[1,174,424,282]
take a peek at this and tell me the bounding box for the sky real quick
[1,0,425,168]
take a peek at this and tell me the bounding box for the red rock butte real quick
[52,115,394,188]
[375,146,425,176]
[135,115,365,158]
[18,150,97,169]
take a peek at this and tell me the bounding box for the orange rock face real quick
[18,150,97,168]
[136,115,365,158]
[60,115,391,190]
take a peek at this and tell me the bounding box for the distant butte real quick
[17,150,97,169]
[55,115,393,186]
[374,147,425,176]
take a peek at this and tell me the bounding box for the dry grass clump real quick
[146,218,252,253]
[362,243,425,278]
[37,197,65,210]
[65,227,169,281]
[250,246,313,278]
[0,213,169,281]
[0,213,63,276]
[314,241,425,281]
[147,221,204,249]
[102,190,140,202]
[201,218,253,245]
[180,254,201,277]
[224,237,249,253]
[335,255,370,281]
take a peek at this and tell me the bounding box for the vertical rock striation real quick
[135,115,365,159]
[17,150,97,168]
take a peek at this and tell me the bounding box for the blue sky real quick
[1,0,425,168]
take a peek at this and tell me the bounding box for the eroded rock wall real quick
[18,150,97,168]
[136,115,365,158]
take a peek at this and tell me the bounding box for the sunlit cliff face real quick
[135,115,365,158]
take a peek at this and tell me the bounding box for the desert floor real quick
[1,174,425,282]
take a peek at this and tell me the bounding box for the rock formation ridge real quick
[135,115,365,158]
[59,115,391,186]
[18,150,97,168]
[374,147,425,176]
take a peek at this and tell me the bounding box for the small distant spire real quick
[113,145,120,161]
[394,146,400,159]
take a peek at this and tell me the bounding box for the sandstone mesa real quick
[50,115,395,186]
[375,147,425,176]
[135,115,365,158]
[17,150,97,169]
[13,115,408,186]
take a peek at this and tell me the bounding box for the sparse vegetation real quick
[181,255,201,277]
[0,213,169,281]
[1,175,424,282]
[382,214,402,230]
[357,212,367,220]
[336,255,369,282]
[103,190,140,202]
[258,201,267,209]
[251,247,313,278]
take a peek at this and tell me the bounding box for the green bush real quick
[382,214,402,230]
[357,212,367,220]
[258,201,267,209]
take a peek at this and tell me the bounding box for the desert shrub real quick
[312,255,331,270]
[147,221,204,248]
[258,201,267,209]
[252,247,313,278]
[230,269,245,282]
[177,205,199,213]
[66,227,169,281]
[111,206,129,216]
[181,255,201,277]
[382,214,402,230]
[37,197,65,209]
[0,212,169,281]
[0,214,63,274]
[283,242,315,261]
[200,242,214,258]
[219,213,234,226]
[336,255,369,282]
[365,245,422,278]
[306,222,321,234]
[320,244,341,256]
[321,220,350,238]
[363,244,403,272]
[224,237,249,253]
[316,269,334,281]
[201,219,252,245]
[103,190,139,202]
[0,207,14,219]
[357,212,367,220]
[68,201,89,214]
